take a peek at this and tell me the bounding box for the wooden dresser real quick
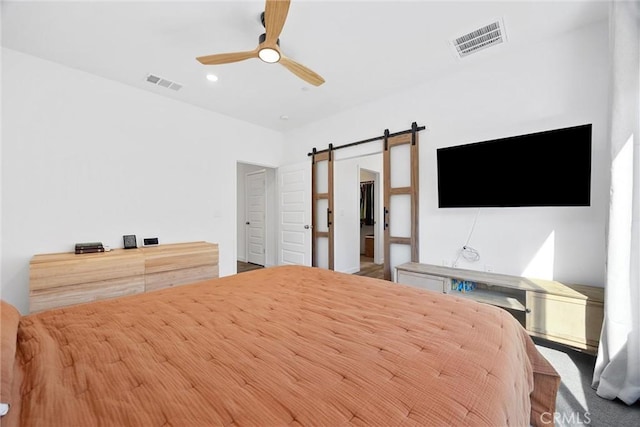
[29,241,219,313]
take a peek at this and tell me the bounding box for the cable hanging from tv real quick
[453,208,481,266]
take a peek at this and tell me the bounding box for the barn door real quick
[383,128,419,280]
[311,147,334,269]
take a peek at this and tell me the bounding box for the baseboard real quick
[343,266,361,274]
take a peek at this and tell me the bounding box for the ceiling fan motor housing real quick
[259,33,280,47]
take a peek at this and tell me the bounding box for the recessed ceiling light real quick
[206,74,219,82]
[280,115,289,120]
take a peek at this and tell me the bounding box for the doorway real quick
[331,150,383,275]
[236,162,276,272]
[359,168,379,275]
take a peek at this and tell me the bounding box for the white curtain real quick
[592,0,640,405]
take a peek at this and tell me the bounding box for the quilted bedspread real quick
[4,265,559,426]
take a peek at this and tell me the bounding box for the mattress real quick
[2,265,559,426]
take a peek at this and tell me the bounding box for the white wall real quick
[2,48,285,313]
[283,21,610,287]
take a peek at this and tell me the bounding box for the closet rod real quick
[307,122,426,157]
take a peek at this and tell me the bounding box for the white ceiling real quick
[1,0,609,132]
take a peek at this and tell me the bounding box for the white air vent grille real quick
[146,74,183,91]
[452,19,506,58]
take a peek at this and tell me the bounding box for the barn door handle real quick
[327,208,332,228]
[384,207,389,230]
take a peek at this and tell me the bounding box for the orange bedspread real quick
[4,265,559,426]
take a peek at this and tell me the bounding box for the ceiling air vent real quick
[146,74,183,91]
[451,19,506,58]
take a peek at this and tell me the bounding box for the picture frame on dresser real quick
[123,234,137,249]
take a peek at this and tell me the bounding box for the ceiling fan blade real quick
[264,0,291,45]
[280,55,325,86]
[196,49,258,65]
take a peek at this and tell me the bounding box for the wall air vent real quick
[145,74,183,91]
[451,19,506,59]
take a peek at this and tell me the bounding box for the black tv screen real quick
[437,124,592,208]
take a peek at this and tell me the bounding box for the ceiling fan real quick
[196,0,325,86]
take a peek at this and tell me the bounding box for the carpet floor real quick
[533,338,639,426]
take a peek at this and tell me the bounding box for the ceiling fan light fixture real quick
[196,1,325,86]
[259,47,281,63]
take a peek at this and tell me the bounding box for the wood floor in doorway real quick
[237,261,264,273]
[354,255,384,280]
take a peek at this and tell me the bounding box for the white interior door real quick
[278,161,312,266]
[246,170,266,266]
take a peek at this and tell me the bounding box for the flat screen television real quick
[437,124,592,208]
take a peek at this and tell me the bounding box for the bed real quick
[1,265,560,426]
